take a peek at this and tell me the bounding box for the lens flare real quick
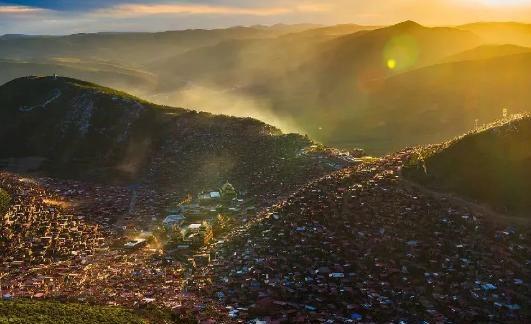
[383,34,419,72]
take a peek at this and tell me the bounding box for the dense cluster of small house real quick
[190,150,530,322]
[143,118,352,208]
[0,172,106,270]
[2,144,527,323]
[0,171,221,320]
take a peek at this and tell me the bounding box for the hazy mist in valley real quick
[1,21,530,153]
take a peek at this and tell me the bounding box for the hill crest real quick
[0,76,344,200]
[403,114,531,215]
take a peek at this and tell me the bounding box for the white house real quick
[163,214,186,227]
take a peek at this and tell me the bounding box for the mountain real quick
[249,23,323,33]
[441,44,530,63]
[0,58,157,92]
[328,52,531,153]
[0,26,321,67]
[0,76,342,197]
[149,21,483,146]
[0,34,37,40]
[318,20,480,71]
[403,115,531,216]
[274,21,481,126]
[143,21,528,155]
[156,20,481,89]
[2,22,528,155]
[149,23,379,84]
[0,76,166,180]
[458,22,531,46]
[192,143,530,322]
[284,24,380,38]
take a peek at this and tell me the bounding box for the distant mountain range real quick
[0,58,157,93]
[458,22,531,46]
[441,44,531,63]
[1,21,530,153]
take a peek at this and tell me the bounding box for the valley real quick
[0,16,530,324]
[1,128,528,322]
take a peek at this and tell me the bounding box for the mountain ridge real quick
[1,21,529,154]
[0,76,344,199]
[403,114,531,216]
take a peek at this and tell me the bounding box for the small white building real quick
[186,223,202,231]
[163,214,186,228]
[124,239,146,249]
[198,191,221,202]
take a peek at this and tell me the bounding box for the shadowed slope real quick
[0,76,340,198]
[404,115,531,216]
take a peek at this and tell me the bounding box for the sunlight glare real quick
[480,0,529,6]
[383,35,419,72]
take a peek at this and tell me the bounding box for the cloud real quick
[145,84,302,134]
[0,5,46,14]
[107,4,287,16]
[97,2,330,17]
[295,3,332,13]
[1,0,530,34]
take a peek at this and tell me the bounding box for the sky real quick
[1,0,530,35]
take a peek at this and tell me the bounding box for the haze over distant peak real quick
[391,20,424,29]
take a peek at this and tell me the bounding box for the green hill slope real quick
[0,76,166,181]
[0,300,177,324]
[403,115,531,216]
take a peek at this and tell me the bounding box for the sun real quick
[387,59,397,70]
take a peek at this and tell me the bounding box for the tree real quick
[213,214,231,235]
[202,222,214,245]
[220,182,237,204]
[0,188,11,216]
